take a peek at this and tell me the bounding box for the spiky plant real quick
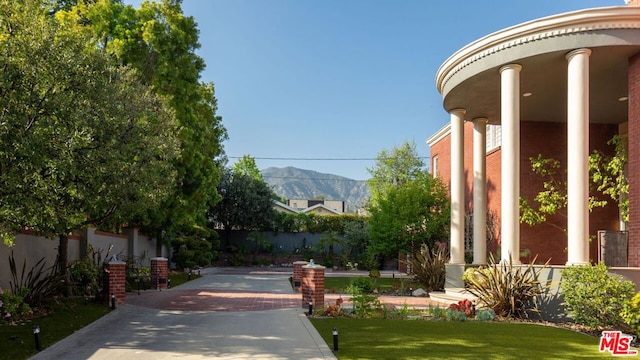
[465,254,550,319]
[403,245,448,292]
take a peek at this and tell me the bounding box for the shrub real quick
[0,287,31,323]
[69,254,102,297]
[560,263,635,329]
[403,245,448,292]
[323,303,344,317]
[347,276,375,294]
[465,254,550,319]
[350,294,383,318]
[428,306,448,321]
[621,292,640,335]
[449,299,474,317]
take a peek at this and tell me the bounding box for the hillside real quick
[261,167,370,211]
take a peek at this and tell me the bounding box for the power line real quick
[227,156,430,161]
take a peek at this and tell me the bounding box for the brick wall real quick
[151,257,168,290]
[292,261,308,292]
[105,261,126,306]
[301,264,325,309]
[629,52,640,266]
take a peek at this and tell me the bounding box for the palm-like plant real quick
[465,254,550,319]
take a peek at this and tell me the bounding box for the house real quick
[273,200,343,216]
[286,199,346,214]
[427,2,640,287]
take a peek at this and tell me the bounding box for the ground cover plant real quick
[310,318,619,359]
[324,277,421,295]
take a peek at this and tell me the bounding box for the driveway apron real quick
[30,269,336,360]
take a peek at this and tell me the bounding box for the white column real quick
[450,108,466,265]
[566,48,591,265]
[473,118,488,264]
[500,64,521,264]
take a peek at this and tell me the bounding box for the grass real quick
[0,298,111,360]
[0,271,200,360]
[310,318,620,359]
[324,277,421,294]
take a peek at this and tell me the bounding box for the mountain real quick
[261,167,370,211]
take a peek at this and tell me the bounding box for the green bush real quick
[350,293,383,318]
[561,263,635,329]
[0,287,31,323]
[403,245,448,292]
[465,254,549,319]
[621,292,640,335]
[475,308,497,321]
[346,277,375,294]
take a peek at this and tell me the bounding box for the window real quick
[432,155,439,178]
[486,124,502,151]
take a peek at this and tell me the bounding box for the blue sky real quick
[128,0,623,180]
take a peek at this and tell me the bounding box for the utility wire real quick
[227,156,430,161]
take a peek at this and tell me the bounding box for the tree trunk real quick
[58,233,72,297]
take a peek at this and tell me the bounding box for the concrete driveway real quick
[30,268,336,360]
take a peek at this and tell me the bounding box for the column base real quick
[445,264,465,289]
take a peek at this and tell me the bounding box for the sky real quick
[128,0,624,180]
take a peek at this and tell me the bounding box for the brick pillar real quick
[151,257,169,290]
[293,261,309,292]
[105,260,126,306]
[628,52,640,267]
[301,262,325,310]
[398,252,408,274]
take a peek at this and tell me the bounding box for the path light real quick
[332,328,339,351]
[308,302,313,315]
[111,293,116,310]
[33,325,42,351]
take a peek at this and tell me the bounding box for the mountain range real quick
[261,167,370,212]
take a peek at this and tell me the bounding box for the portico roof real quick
[435,6,640,125]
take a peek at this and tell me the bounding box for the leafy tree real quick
[368,172,450,258]
[367,141,425,207]
[57,0,228,242]
[520,135,628,230]
[208,169,277,248]
[233,154,263,181]
[0,0,179,293]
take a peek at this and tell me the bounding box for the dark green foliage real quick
[560,263,635,329]
[465,255,550,319]
[621,292,640,335]
[403,245,448,292]
[9,252,63,309]
[171,233,217,269]
[346,276,376,294]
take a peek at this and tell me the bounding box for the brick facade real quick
[430,120,620,265]
[105,260,126,306]
[629,52,640,266]
[292,261,308,292]
[150,257,169,290]
[301,264,325,309]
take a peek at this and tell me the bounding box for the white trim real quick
[426,123,451,147]
[436,6,640,94]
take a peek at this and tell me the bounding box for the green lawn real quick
[324,277,421,294]
[0,298,111,360]
[0,272,200,359]
[310,318,620,359]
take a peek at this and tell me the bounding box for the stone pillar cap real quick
[150,257,168,261]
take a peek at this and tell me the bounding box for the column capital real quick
[499,63,522,73]
[472,117,488,124]
[566,48,592,60]
[449,108,467,116]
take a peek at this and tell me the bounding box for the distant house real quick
[287,199,346,214]
[273,199,345,216]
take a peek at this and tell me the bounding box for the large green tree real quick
[366,141,425,207]
[368,172,450,257]
[57,0,227,240]
[0,0,179,288]
[207,169,277,248]
[233,154,263,181]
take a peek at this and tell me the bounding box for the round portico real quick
[435,6,640,268]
